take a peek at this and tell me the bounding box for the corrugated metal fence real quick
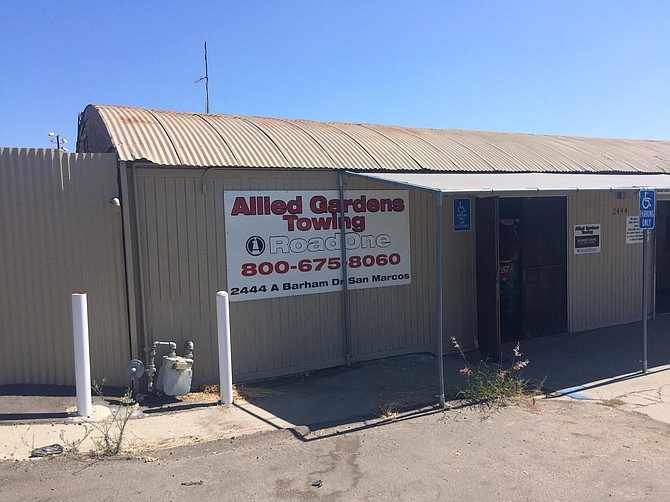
[0,149,129,386]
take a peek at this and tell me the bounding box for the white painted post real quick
[71,293,92,417]
[217,291,233,404]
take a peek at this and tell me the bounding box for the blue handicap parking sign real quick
[639,190,655,229]
[453,198,470,231]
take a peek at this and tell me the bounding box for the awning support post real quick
[436,192,446,408]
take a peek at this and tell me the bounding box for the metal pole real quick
[436,192,445,408]
[118,161,141,392]
[642,229,649,373]
[72,293,92,417]
[217,291,234,404]
[132,164,150,363]
[204,42,210,114]
[338,172,352,365]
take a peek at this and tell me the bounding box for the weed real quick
[59,426,92,456]
[451,338,543,407]
[377,399,403,420]
[601,398,625,408]
[88,382,138,456]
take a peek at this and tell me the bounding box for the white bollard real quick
[71,293,92,417]
[217,291,234,404]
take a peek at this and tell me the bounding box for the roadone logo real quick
[229,195,405,233]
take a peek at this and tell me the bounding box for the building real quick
[3,104,670,387]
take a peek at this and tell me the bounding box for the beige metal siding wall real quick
[343,177,436,359]
[0,149,129,386]
[568,191,646,331]
[133,168,347,384]
[443,195,478,350]
[344,177,478,358]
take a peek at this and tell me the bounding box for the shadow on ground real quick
[2,318,669,430]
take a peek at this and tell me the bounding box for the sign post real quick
[639,190,655,374]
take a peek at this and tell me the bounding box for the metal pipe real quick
[146,345,157,392]
[131,164,150,370]
[217,291,234,404]
[338,172,352,366]
[183,340,194,360]
[118,162,140,372]
[152,340,177,356]
[642,229,649,373]
[71,293,92,417]
[435,193,445,408]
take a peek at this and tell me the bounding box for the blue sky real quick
[1,1,669,149]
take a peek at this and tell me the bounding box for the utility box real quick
[156,356,194,396]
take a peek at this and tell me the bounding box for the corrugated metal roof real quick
[77,104,670,173]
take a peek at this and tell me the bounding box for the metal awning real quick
[346,172,670,194]
[344,170,668,408]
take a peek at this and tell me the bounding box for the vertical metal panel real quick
[442,195,478,349]
[342,179,478,360]
[568,191,643,331]
[133,168,349,384]
[132,168,477,383]
[342,177,435,358]
[0,149,129,386]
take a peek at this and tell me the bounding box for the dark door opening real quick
[476,197,501,359]
[477,197,567,352]
[519,197,567,339]
[655,201,670,315]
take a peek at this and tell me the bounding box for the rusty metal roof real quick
[77,104,670,173]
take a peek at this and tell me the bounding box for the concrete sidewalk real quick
[2,318,670,461]
[0,399,293,461]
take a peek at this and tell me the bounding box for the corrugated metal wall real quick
[131,165,658,383]
[344,177,478,358]
[131,168,478,384]
[568,191,648,332]
[132,168,346,384]
[0,149,129,386]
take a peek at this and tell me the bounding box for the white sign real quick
[224,190,411,301]
[574,224,601,254]
[626,216,644,244]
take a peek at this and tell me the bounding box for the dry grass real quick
[601,398,625,408]
[178,384,282,404]
[377,398,407,420]
[525,397,543,415]
[232,384,282,401]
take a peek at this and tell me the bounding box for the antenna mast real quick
[195,41,210,113]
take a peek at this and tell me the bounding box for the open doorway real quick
[655,201,670,315]
[477,197,567,358]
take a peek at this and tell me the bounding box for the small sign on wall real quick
[626,216,644,244]
[574,224,601,254]
[453,198,471,231]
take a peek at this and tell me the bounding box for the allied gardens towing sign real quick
[224,190,411,301]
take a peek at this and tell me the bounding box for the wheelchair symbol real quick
[641,193,653,210]
[457,201,467,214]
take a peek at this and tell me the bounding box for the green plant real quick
[88,380,138,456]
[451,337,542,406]
[59,426,91,456]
